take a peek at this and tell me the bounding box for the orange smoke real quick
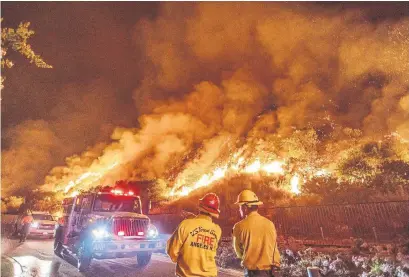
[28,3,409,200]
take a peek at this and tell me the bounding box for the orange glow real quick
[244,160,261,173]
[290,174,302,195]
[62,161,120,195]
[169,157,300,198]
[263,161,285,174]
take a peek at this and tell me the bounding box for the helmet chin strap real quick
[199,211,211,217]
[239,205,246,219]
[239,203,258,219]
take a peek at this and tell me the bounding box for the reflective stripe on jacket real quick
[232,211,280,270]
[166,214,222,277]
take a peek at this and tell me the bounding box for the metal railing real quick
[265,201,409,241]
[150,200,409,242]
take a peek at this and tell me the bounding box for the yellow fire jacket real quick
[232,211,280,270]
[166,214,222,277]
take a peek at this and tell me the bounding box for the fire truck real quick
[54,184,165,272]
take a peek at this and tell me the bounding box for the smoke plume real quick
[1,80,135,196]
[3,3,409,198]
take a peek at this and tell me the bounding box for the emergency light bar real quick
[111,189,123,194]
[110,189,135,196]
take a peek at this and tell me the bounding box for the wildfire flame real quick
[244,159,261,173]
[168,155,309,198]
[290,174,302,195]
[262,161,285,174]
[62,161,119,196]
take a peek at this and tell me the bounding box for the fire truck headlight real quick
[31,222,39,228]
[92,228,110,239]
[147,224,158,238]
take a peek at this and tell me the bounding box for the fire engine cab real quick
[54,185,165,272]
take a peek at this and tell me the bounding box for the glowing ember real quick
[232,157,245,170]
[262,161,285,174]
[213,167,227,180]
[290,174,301,195]
[194,174,211,189]
[315,169,329,177]
[244,160,261,173]
[180,186,192,196]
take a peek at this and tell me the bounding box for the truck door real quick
[62,202,73,244]
[65,196,82,239]
[76,195,93,231]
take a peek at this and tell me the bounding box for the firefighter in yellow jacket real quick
[167,193,222,277]
[232,190,280,277]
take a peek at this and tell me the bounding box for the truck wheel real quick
[54,241,63,257]
[77,240,92,272]
[137,252,152,266]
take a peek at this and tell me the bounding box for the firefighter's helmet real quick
[198,193,220,218]
[235,189,263,206]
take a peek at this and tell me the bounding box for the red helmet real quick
[198,193,220,218]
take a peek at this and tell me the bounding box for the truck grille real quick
[112,218,149,236]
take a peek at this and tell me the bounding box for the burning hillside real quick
[2,3,409,202]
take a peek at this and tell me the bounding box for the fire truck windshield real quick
[32,214,54,221]
[93,194,142,213]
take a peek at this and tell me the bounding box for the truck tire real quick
[54,226,63,257]
[54,241,63,257]
[137,252,152,266]
[77,240,92,272]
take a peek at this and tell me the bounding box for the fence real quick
[150,200,409,242]
[267,201,409,241]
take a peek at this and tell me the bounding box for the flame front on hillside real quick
[25,3,408,204]
[169,156,308,198]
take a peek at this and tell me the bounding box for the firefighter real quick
[19,211,33,243]
[166,193,222,277]
[232,190,280,277]
[57,216,65,226]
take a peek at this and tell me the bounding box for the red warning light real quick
[111,189,124,195]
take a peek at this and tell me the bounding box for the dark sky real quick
[1,2,159,134]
